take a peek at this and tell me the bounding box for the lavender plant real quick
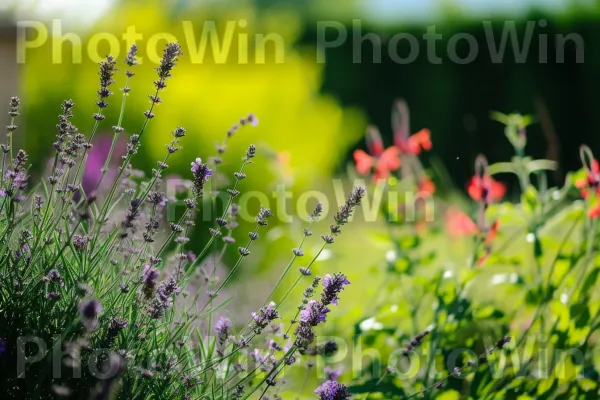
[0,43,364,399]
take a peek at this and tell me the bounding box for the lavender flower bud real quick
[293,248,304,257]
[244,144,256,160]
[190,157,212,196]
[125,43,138,67]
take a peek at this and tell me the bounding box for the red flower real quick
[467,176,506,202]
[353,147,400,181]
[391,100,432,155]
[353,126,400,181]
[445,207,478,236]
[445,207,499,267]
[399,129,432,155]
[575,158,600,198]
[418,176,436,195]
[589,203,600,219]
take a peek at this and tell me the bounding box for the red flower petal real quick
[589,203,600,219]
[378,146,401,171]
[406,129,432,155]
[467,176,506,202]
[485,220,499,244]
[445,207,478,236]
[477,251,490,267]
[418,177,436,195]
[489,179,506,202]
[373,164,392,181]
[467,176,483,201]
[353,149,373,176]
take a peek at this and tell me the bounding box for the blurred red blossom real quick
[418,176,436,195]
[467,176,506,202]
[397,128,432,155]
[589,203,600,219]
[445,207,478,236]
[353,126,400,181]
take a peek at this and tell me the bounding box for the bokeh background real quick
[0,0,597,396]
[0,0,598,192]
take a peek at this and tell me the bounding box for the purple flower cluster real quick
[300,300,330,325]
[79,299,102,331]
[121,198,142,238]
[251,302,280,334]
[315,380,351,400]
[190,157,213,196]
[108,317,129,339]
[141,264,160,297]
[43,269,64,287]
[321,274,350,306]
[323,186,365,243]
[72,235,89,251]
[215,317,232,348]
[148,276,181,319]
[295,274,350,351]
[156,43,183,81]
[9,96,20,117]
[157,277,180,305]
[4,169,28,201]
[95,55,117,116]
[125,43,138,68]
[251,349,276,372]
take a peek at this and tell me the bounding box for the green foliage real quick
[345,111,600,399]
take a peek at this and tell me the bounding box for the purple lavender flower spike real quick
[190,157,212,196]
[142,265,160,287]
[215,317,232,340]
[315,380,351,400]
[300,300,330,325]
[251,301,280,334]
[321,273,350,306]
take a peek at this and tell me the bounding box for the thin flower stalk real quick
[405,337,512,399]
[91,43,183,254]
[94,44,138,192]
[183,148,256,280]
[198,207,272,313]
[70,55,118,190]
